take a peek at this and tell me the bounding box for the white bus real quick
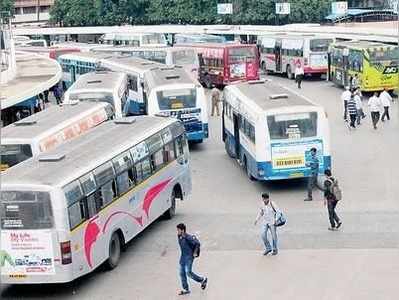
[0,102,114,171]
[64,71,128,119]
[258,34,333,78]
[0,116,191,284]
[100,56,164,115]
[100,32,167,47]
[144,66,209,143]
[222,80,331,180]
[58,52,115,89]
[93,46,199,81]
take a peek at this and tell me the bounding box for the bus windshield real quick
[157,88,197,110]
[0,144,33,169]
[310,39,332,52]
[1,191,53,230]
[172,50,197,65]
[228,47,256,63]
[70,92,114,106]
[368,48,399,62]
[267,112,318,140]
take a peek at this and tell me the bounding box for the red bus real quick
[16,46,81,60]
[179,43,260,88]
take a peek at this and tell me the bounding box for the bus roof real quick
[101,56,164,73]
[1,102,111,141]
[2,116,178,188]
[331,40,395,50]
[93,46,195,53]
[144,66,195,90]
[180,43,252,49]
[59,51,114,62]
[68,71,126,92]
[227,80,316,111]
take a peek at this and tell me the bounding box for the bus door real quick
[275,40,282,73]
[233,113,241,159]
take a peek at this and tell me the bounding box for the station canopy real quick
[325,8,397,23]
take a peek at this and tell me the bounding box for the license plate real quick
[274,157,304,167]
[9,274,27,279]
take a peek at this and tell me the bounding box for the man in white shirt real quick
[380,88,393,122]
[295,63,304,89]
[341,87,352,121]
[368,92,382,129]
[254,193,279,256]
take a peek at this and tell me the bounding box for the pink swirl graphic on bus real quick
[83,178,172,268]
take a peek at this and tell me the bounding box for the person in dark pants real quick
[44,90,50,103]
[53,85,63,105]
[341,87,351,122]
[368,92,382,130]
[380,88,392,122]
[295,63,304,89]
[177,223,208,296]
[304,147,321,201]
[324,169,342,231]
[347,94,357,129]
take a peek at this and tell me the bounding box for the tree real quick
[0,0,14,16]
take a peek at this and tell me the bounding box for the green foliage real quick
[0,0,14,16]
[50,0,335,27]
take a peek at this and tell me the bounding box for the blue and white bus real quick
[58,52,114,89]
[100,56,164,115]
[222,80,331,180]
[144,66,209,143]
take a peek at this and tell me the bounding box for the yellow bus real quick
[328,40,399,92]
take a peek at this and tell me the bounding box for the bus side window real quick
[141,158,152,179]
[175,136,184,157]
[86,193,97,218]
[99,181,117,206]
[164,142,176,163]
[151,149,165,172]
[135,162,143,184]
[116,171,130,195]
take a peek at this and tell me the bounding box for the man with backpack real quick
[323,170,342,231]
[176,223,208,296]
[254,193,284,256]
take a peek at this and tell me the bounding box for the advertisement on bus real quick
[1,230,55,276]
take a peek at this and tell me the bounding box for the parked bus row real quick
[61,58,209,143]
[1,79,332,285]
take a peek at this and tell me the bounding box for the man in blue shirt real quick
[177,223,208,296]
[304,147,321,201]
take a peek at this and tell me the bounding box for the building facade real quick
[13,0,54,24]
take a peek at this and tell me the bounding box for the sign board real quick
[331,1,348,15]
[275,3,291,15]
[217,3,233,15]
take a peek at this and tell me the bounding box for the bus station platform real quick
[1,51,61,110]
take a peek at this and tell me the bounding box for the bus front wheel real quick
[105,232,122,270]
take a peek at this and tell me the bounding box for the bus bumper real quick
[256,156,332,181]
[185,123,208,142]
[1,271,73,284]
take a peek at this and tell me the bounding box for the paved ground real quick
[1,76,398,299]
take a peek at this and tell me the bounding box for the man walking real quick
[210,87,221,117]
[341,86,351,122]
[368,92,382,129]
[304,147,320,201]
[295,63,304,89]
[176,223,207,296]
[347,93,358,129]
[254,193,279,256]
[53,84,63,105]
[323,169,342,231]
[380,88,393,122]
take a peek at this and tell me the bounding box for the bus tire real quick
[261,61,267,74]
[105,232,122,270]
[225,137,234,158]
[287,65,294,80]
[164,189,177,219]
[243,156,255,181]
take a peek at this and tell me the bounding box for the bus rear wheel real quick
[243,156,255,181]
[163,189,177,219]
[105,232,121,270]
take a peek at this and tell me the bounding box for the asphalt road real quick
[1,76,399,300]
